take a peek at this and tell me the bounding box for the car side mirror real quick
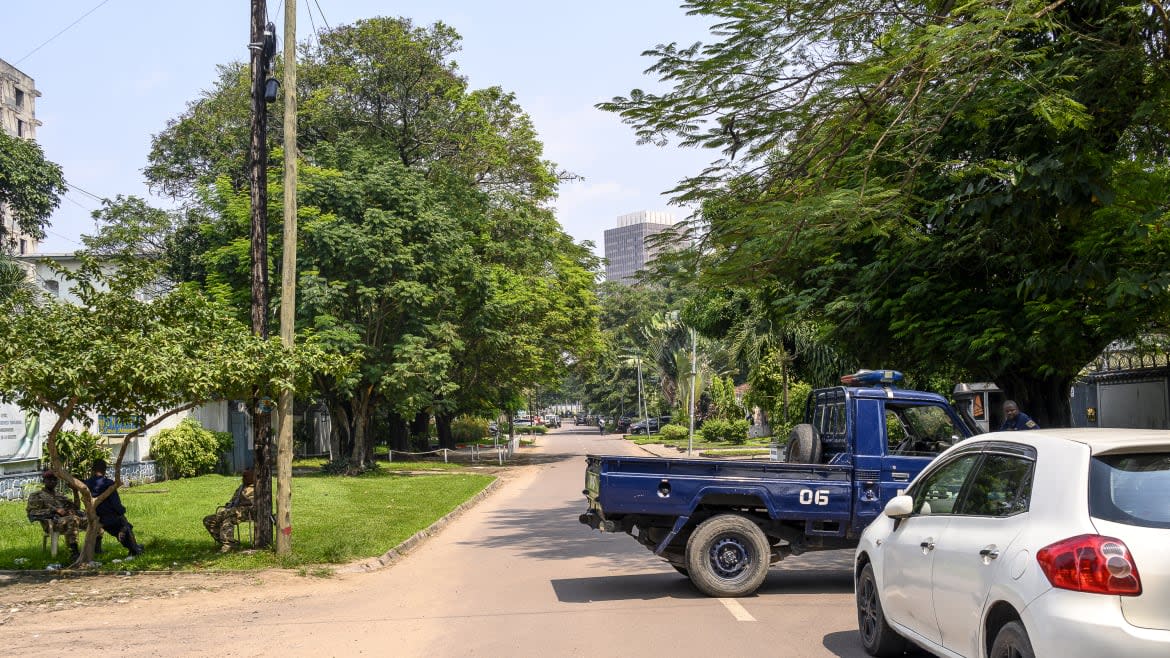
[884,494,914,519]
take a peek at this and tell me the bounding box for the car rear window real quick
[1089,452,1170,529]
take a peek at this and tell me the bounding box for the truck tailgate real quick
[585,454,853,522]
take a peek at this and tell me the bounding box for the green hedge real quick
[659,424,689,442]
[699,419,750,445]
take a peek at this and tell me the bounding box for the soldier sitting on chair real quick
[202,468,255,552]
[26,470,85,562]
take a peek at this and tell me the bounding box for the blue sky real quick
[5,1,716,256]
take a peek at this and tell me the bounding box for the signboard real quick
[98,415,143,435]
[0,403,41,464]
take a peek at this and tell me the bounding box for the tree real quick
[0,131,66,248]
[602,0,1170,426]
[0,260,331,564]
[137,17,598,462]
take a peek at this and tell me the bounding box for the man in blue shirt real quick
[1000,400,1039,430]
[85,459,144,557]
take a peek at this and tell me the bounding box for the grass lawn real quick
[0,469,495,573]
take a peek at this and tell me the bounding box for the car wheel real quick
[784,424,822,463]
[990,621,1034,658]
[685,514,770,597]
[856,563,907,657]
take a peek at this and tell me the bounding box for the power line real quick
[311,0,331,30]
[16,0,114,65]
[66,182,107,203]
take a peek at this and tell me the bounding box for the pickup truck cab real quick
[579,370,979,597]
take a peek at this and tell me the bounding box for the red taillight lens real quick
[1036,534,1142,596]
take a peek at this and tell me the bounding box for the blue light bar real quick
[840,369,903,386]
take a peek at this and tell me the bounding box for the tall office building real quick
[603,210,683,284]
[0,58,42,255]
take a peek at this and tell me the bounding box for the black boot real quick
[68,542,81,563]
[94,535,103,555]
[119,529,144,556]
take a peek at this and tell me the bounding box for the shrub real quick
[659,424,689,443]
[699,419,730,443]
[451,417,489,443]
[151,417,223,479]
[698,419,751,444]
[727,419,750,445]
[55,429,111,477]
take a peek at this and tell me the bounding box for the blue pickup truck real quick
[579,370,980,597]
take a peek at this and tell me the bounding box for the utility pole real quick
[249,0,276,548]
[275,0,297,555]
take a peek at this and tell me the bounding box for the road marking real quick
[719,598,757,622]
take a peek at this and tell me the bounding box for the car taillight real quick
[1036,534,1142,596]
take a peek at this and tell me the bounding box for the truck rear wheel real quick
[784,424,822,463]
[685,514,770,597]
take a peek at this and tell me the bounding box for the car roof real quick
[980,428,1170,455]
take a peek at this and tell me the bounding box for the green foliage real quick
[150,418,223,479]
[601,0,1170,426]
[0,131,66,242]
[709,376,742,421]
[659,423,689,443]
[451,416,489,442]
[142,17,602,461]
[55,430,111,478]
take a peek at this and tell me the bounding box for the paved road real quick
[2,425,881,657]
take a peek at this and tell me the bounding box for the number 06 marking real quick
[799,489,830,505]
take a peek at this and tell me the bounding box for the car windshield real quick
[1089,452,1170,529]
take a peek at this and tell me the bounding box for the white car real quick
[855,428,1170,658]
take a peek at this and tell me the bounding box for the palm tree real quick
[0,253,35,304]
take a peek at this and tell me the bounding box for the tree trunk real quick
[436,412,455,450]
[387,411,409,453]
[326,400,352,460]
[410,411,430,452]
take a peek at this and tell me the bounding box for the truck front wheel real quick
[685,514,770,597]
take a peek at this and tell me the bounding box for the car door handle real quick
[920,539,935,552]
[979,546,1000,560]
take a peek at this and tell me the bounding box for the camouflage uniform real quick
[26,488,83,545]
[203,483,255,550]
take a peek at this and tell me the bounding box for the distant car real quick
[616,416,633,433]
[575,414,586,425]
[628,416,673,435]
[545,414,561,428]
[855,428,1170,658]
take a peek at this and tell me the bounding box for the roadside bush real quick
[451,416,489,443]
[659,424,688,443]
[55,429,111,477]
[699,419,750,444]
[506,424,547,434]
[727,419,750,445]
[151,417,222,479]
[699,419,729,443]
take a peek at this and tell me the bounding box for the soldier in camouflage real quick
[26,470,85,561]
[202,468,255,552]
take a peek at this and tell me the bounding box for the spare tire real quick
[784,424,822,463]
